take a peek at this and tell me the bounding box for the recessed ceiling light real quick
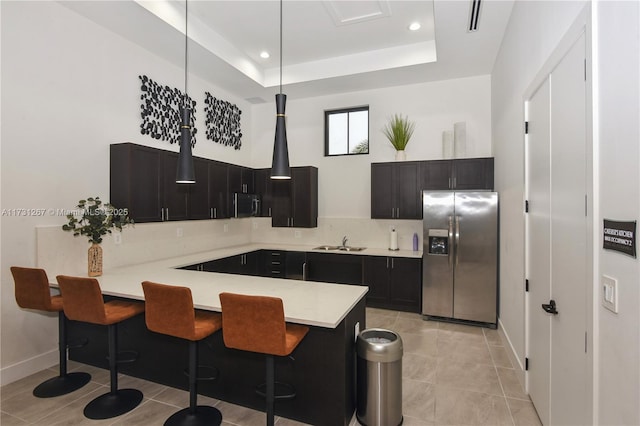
[409,22,421,31]
[260,51,270,59]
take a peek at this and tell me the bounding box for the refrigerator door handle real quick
[448,216,454,268]
[455,215,461,267]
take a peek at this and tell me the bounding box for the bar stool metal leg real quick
[33,312,91,398]
[165,340,223,426]
[83,323,143,419]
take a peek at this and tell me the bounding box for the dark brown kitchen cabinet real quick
[203,251,260,276]
[228,165,254,194]
[110,143,188,222]
[187,157,212,220]
[371,162,421,219]
[272,166,318,228]
[208,161,229,219]
[305,252,363,285]
[363,256,421,313]
[254,168,273,218]
[420,157,494,190]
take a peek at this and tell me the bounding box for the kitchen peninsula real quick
[60,245,368,426]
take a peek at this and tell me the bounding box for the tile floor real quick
[1,308,542,426]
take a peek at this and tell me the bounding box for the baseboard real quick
[0,349,58,386]
[498,318,527,393]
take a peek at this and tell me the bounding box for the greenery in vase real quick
[62,197,133,244]
[382,114,416,151]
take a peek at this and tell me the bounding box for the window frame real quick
[324,105,370,157]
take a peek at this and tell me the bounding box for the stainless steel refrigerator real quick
[422,191,498,327]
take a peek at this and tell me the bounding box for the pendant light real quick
[270,0,291,180]
[176,0,195,184]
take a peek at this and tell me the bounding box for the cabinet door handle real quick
[268,207,272,217]
[302,262,307,281]
[386,257,389,268]
[448,177,452,189]
[161,208,165,221]
[396,208,400,218]
[291,217,294,227]
[391,208,395,218]
[166,208,169,221]
[453,177,457,188]
[214,207,217,219]
[210,208,213,219]
[392,258,395,269]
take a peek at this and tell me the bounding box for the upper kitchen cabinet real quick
[254,168,273,218]
[228,165,255,195]
[272,166,318,228]
[208,160,229,219]
[187,157,212,220]
[420,157,494,190]
[110,143,188,222]
[371,162,421,220]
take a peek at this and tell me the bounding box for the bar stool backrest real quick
[141,281,198,340]
[11,267,58,312]
[56,275,107,324]
[219,292,288,356]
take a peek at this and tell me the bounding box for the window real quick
[324,106,369,156]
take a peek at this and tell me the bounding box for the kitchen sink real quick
[313,245,366,252]
[313,245,341,251]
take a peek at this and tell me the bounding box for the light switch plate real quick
[113,233,122,245]
[602,275,618,313]
[176,227,183,238]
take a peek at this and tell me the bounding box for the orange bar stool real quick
[10,267,92,398]
[56,275,145,419]
[219,292,308,426]
[142,281,223,426]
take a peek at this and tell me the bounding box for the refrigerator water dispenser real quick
[428,229,449,255]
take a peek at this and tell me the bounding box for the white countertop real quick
[64,243,410,329]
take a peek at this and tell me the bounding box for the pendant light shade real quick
[271,94,290,179]
[176,107,195,183]
[176,0,195,184]
[271,0,291,180]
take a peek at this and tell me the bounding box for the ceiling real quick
[61,0,514,103]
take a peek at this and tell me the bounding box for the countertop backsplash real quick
[36,217,422,278]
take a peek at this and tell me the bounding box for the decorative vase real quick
[88,243,103,277]
[395,150,406,161]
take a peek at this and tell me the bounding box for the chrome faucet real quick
[341,236,348,248]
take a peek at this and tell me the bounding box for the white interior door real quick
[527,77,552,426]
[526,32,589,425]
[548,32,588,426]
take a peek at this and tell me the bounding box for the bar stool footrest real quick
[84,388,143,420]
[106,350,138,364]
[165,406,223,426]
[256,382,296,400]
[33,372,92,398]
[67,337,89,350]
[182,365,219,382]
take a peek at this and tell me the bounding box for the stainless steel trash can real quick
[356,328,403,426]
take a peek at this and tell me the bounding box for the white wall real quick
[250,75,492,218]
[0,1,254,383]
[594,2,640,424]
[491,0,588,373]
[493,1,640,424]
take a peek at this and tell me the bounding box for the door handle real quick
[448,216,454,268]
[455,216,460,267]
[542,299,559,315]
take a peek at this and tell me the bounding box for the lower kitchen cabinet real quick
[305,252,362,285]
[203,251,260,276]
[363,256,421,313]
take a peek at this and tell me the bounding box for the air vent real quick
[468,0,482,32]
[245,97,267,104]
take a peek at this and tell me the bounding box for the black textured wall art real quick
[204,92,242,150]
[139,75,197,147]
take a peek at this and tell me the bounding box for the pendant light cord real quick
[184,0,189,108]
[279,0,283,95]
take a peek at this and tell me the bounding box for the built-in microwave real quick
[233,193,260,218]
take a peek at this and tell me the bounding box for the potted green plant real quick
[62,197,133,277]
[382,114,416,161]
